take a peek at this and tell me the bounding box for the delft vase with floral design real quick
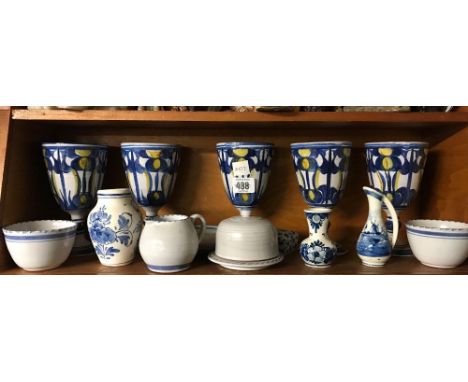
[87,188,143,267]
[42,143,108,255]
[300,208,337,267]
[216,142,273,217]
[356,187,399,267]
[365,141,428,256]
[291,141,351,257]
[121,143,181,218]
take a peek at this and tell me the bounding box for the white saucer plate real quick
[208,252,284,271]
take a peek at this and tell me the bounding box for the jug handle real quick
[381,195,399,248]
[190,214,206,243]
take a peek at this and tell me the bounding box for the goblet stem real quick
[69,210,94,256]
[384,209,411,256]
[237,208,252,218]
[142,206,160,220]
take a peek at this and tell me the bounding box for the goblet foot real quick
[385,213,412,256]
[392,245,413,256]
[71,219,94,256]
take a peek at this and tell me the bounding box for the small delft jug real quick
[87,188,143,267]
[139,214,206,273]
[356,187,399,267]
[300,208,337,267]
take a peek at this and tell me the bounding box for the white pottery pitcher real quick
[139,214,206,273]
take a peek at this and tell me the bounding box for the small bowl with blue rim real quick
[2,220,77,271]
[406,219,468,269]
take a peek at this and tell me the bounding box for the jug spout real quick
[356,187,399,267]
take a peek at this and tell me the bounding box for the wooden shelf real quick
[1,249,468,275]
[1,107,467,274]
[12,109,468,124]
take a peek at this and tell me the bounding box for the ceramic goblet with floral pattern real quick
[120,143,181,219]
[42,143,108,255]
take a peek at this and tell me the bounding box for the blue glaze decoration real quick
[365,142,428,209]
[120,144,180,210]
[42,143,108,212]
[147,263,191,272]
[406,227,468,239]
[300,239,335,266]
[4,230,76,241]
[88,205,142,260]
[290,142,351,208]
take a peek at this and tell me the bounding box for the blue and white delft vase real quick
[216,142,273,217]
[291,141,352,257]
[356,187,399,267]
[121,143,181,218]
[42,143,108,255]
[365,141,428,256]
[87,188,143,267]
[300,208,337,267]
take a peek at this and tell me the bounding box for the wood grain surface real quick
[2,248,468,275]
[12,109,468,124]
[0,108,12,267]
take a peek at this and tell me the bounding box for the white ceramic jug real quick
[139,214,206,273]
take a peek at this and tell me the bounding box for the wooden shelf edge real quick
[1,250,468,275]
[11,109,468,123]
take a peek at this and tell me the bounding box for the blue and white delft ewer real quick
[120,143,181,218]
[365,141,428,256]
[356,186,399,267]
[42,143,108,255]
[290,141,351,267]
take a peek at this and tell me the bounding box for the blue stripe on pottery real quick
[363,187,383,201]
[216,142,273,148]
[365,142,428,148]
[406,227,468,239]
[42,143,108,149]
[290,141,352,148]
[97,193,132,198]
[120,144,180,150]
[4,230,76,241]
[147,263,191,271]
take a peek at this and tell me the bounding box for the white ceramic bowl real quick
[215,216,279,261]
[2,220,77,271]
[406,219,468,269]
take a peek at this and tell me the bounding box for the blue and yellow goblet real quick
[42,143,108,255]
[216,142,273,217]
[365,141,428,256]
[120,143,181,218]
[209,142,282,270]
[291,141,352,263]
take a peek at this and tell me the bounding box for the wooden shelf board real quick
[1,249,467,275]
[11,109,468,124]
